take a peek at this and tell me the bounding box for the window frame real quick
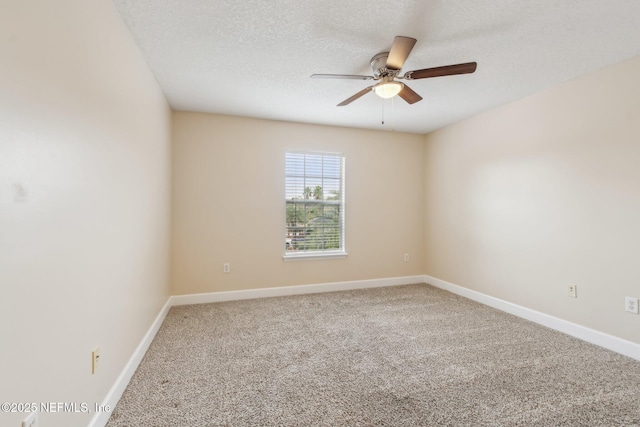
[283,151,347,261]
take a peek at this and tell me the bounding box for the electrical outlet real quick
[92,347,100,374]
[403,253,410,262]
[625,297,639,314]
[22,411,38,427]
[223,263,230,273]
[568,284,577,298]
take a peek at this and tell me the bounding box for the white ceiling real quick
[113,0,640,134]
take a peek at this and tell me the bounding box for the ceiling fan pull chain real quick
[392,95,395,113]
[381,98,385,125]
[391,96,395,129]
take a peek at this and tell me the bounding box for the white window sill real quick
[282,251,348,261]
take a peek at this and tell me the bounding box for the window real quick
[284,152,346,259]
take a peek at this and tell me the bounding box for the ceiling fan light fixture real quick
[374,81,404,99]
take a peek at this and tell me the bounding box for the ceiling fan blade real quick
[311,74,374,80]
[386,36,417,70]
[397,84,422,104]
[405,62,477,80]
[337,86,374,106]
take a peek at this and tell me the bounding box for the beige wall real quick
[423,56,640,344]
[0,1,171,426]
[171,112,424,294]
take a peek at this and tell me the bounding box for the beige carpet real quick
[106,284,640,426]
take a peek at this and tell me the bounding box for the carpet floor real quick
[106,284,640,426]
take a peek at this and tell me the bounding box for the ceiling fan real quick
[311,36,477,106]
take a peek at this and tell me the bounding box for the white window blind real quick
[284,152,345,259]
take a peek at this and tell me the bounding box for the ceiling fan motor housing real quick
[370,52,400,79]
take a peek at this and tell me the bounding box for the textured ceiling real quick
[113,0,640,134]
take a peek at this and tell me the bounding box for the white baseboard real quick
[423,274,640,362]
[170,275,425,306]
[89,298,172,427]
